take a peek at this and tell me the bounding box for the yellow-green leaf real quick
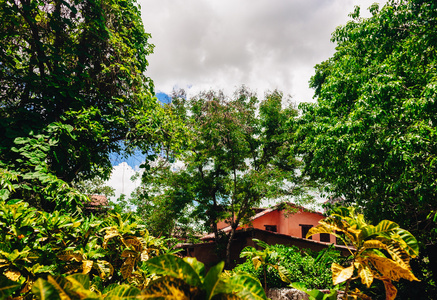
[82,260,93,274]
[4,270,21,282]
[332,263,354,285]
[367,254,419,282]
[357,262,374,288]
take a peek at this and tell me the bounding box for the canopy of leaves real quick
[134,88,307,240]
[298,0,437,239]
[0,0,182,184]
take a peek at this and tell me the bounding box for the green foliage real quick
[307,206,419,299]
[144,254,268,299]
[299,0,437,231]
[0,0,184,185]
[135,87,312,264]
[235,242,341,290]
[291,282,338,300]
[0,123,88,211]
[30,273,141,300]
[2,257,268,300]
[73,176,116,199]
[297,1,437,296]
[0,200,170,299]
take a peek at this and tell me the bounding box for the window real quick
[264,225,277,232]
[320,233,331,243]
[300,225,313,239]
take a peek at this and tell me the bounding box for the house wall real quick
[179,229,350,270]
[249,208,331,243]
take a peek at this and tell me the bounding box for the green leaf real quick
[216,273,267,300]
[204,261,224,299]
[31,278,62,300]
[0,275,21,300]
[145,254,203,288]
[104,285,141,298]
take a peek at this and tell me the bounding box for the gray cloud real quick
[139,0,386,102]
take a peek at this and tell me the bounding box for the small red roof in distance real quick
[87,195,109,208]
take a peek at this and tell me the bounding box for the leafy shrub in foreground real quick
[234,242,342,290]
[0,200,172,298]
[1,255,268,300]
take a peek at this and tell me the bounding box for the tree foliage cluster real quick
[132,87,315,264]
[299,0,437,236]
[0,0,184,202]
[296,0,437,296]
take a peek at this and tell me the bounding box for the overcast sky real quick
[107,0,387,201]
[139,0,386,103]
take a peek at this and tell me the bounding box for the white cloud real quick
[139,0,386,102]
[107,0,386,201]
[105,162,142,201]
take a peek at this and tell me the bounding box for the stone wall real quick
[266,288,344,300]
[267,288,309,300]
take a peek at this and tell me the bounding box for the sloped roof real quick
[85,195,109,210]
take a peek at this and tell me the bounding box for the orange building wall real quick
[248,209,330,243]
[215,207,334,243]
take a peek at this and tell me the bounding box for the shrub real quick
[234,242,342,290]
[0,200,172,298]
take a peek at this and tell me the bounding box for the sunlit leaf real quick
[331,263,354,285]
[145,254,202,288]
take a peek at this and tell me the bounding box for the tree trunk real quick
[225,225,237,267]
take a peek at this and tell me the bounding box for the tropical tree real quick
[296,0,437,293]
[135,87,309,265]
[307,206,419,299]
[0,0,184,205]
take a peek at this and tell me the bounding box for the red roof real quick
[85,195,109,210]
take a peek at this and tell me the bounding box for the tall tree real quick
[136,87,308,265]
[0,0,183,210]
[0,0,179,182]
[297,0,437,295]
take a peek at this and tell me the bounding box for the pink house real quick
[207,203,335,244]
[178,203,349,268]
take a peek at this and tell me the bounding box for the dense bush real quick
[234,243,343,290]
[0,199,172,298]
